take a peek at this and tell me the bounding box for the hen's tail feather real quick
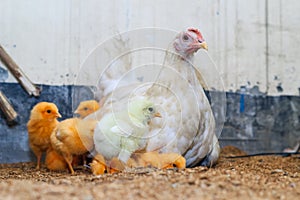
[96,34,136,99]
[196,135,220,167]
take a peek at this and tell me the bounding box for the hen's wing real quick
[144,59,218,167]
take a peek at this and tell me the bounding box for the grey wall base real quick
[220,91,300,154]
[0,83,299,163]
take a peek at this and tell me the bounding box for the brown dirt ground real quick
[0,146,299,200]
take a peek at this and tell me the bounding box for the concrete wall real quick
[0,0,299,95]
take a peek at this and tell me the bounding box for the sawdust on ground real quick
[0,146,299,200]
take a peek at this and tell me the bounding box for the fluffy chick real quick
[90,155,125,175]
[74,100,100,119]
[127,152,186,169]
[127,152,161,168]
[45,147,67,171]
[93,99,162,165]
[37,100,99,172]
[50,118,97,174]
[45,147,83,172]
[27,102,61,169]
[108,157,126,174]
[45,100,100,171]
[90,152,186,175]
[90,154,107,175]
[158,153,186,169]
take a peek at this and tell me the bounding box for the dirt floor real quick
[0,146,299,200]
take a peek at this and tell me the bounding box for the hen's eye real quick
[183,35,189,41]
[46,110,51,113]
[148,107,154,112]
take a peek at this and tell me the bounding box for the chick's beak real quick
[154,112,162,118]
[74,109,79,114]
[199,41,208,51]
[56,112,62,118]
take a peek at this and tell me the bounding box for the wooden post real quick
[0,45,41,96]
[0,90,18,122]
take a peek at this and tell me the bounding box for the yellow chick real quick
[45,147,83,172]
[127,152,161,168]
[27,102,62,169]
[108,157,126,174]
[90,152,185,175]
[93,99,161,164]
[74,100,100,119]
[159,153,186,169]
[50,118,97,174]
[90,155,125,175]
[45,100,100,171]
[90,154,107,175]
[46,147,88,172]
[127,152,186,169]
[45,147,67,171]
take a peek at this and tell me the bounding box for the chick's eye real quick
[148,107,154,112]
[183,35,189,41]
[84,107,88,111]
[46,110,51,113]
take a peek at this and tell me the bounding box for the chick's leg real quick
[63,154,74,174]
[33,151,42,170]
[82,153,88,166]
[36,153,42,169]
[30,145,43,169]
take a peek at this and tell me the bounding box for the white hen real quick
[93,99,161,163]
[90,28,220,167]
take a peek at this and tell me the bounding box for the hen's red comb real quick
[188,28,204,41]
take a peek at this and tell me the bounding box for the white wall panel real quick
[267,0,300,95]
[0,0,299,95]
[208,0,267,93]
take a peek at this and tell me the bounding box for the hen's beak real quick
[154,112,162,118]
[200,41,208,51]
